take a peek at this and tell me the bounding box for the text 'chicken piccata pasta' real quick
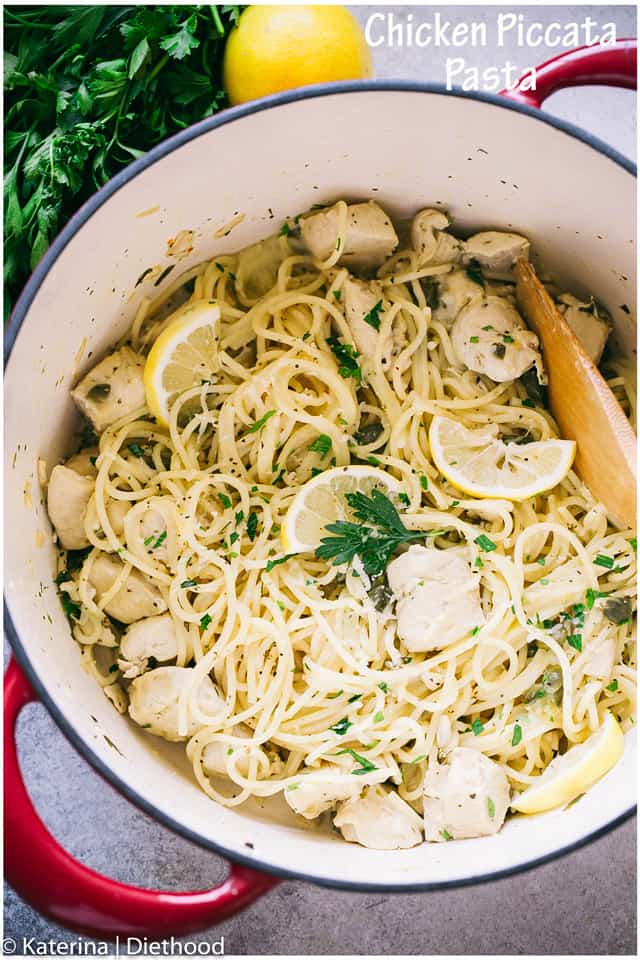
[45,199,636,850]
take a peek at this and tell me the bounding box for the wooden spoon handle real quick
[516,260,636,530]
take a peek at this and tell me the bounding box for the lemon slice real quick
[511,711,624,815]
[429,415,575,501]
[282,465,404,553]
[144,300,221,426]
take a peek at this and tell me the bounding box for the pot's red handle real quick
[4,658,278,940]
[501,38,637,107]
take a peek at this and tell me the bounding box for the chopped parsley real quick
[567,634,582,652]
[362,300,384,331]
[471,718,484,736]
[180,579,196,588]
[278,221,291,236]
[594,554,614,569]
[398,492,410,507]
[440,828,454,841]
[218,493,232,509]
[419,474,429,491]
[60,592,81,621]
[378,682,389,693]
[199,613,212,630]
[470,336,480,344]
[265,553,296,573]
[471,626,480,636]
[511,722,522,747]
[333,289,341,301]
[502,333,515,344]
[606,679,619,692]
[309,434,332,458]
[336,747,379,775]
[373,711,384,723]
[127,442,145,457]
[347,693,362,704]
[521,398,535,408]
[465,260,484,286]
[474,555,484,568]
[474,534,497,552]
[326,337,363,382]
[330,717,353,736]
[487,797,495,819]
[248,410,276,433]
[246,511,259,542]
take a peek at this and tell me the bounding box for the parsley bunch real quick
[4,5,242,316]
[315,488,443,578]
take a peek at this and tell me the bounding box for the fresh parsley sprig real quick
[4,5,243,315]
[315,488,443,578]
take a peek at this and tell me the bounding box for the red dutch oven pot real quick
[4,40,637,939]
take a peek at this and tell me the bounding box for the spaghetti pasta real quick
[50,201,636,848]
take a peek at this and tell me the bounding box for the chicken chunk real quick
[411,209,463,266]
[583,634,616,680]
[47,464,94,550]
[334,785,423,849]
[557,294,612,364]
[423,747,510,841]
[118,612,182,679]
[236,234,291,302]
[65,448,99,478]
[387,545,484,653]
[343,276,393,369]
[128,666,224,741]
[300,201,398,271]
[71,347,146,433]
[451,296,544,383]
[285,770,361,819]
[106,498,131,537]
[463,231,530,281]
[202,724,256,779]
[431,269,484,327]
[88,554,167,624]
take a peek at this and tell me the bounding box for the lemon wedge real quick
[282,465,404,554]
[144,300,221,426]
[429,415,575,501]
[511,711,624,815]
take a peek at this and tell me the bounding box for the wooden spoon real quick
[516,259,636,531]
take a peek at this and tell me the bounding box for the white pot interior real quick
[5,88,636,888]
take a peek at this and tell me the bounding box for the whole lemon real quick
[223,5,373,105]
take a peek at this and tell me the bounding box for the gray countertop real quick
[4,5,637,955]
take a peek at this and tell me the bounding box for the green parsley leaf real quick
[248,410,276,433]
[309,434,332,458]
[487,797,495,819]
[265,553,296,573]
[330,717,352,736]
[246,511,259,542]
[440,828,454,841]
[594,554,614,569]
[374,711,384,723]
[378,682,389,693]
[218,493,232,509]
[326,337,362,382]
[470,336,480,344]
[475,534,497,552]
[362,300,384,331]
[180,579,196,588]
[511,723,522,747]
[200,613,212,630]
[127,442,145,457]
[567,634,582,652]
[471,718,484,736]
[419,474,429,491]
[336,747,378,776]
[606,679,618,692]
